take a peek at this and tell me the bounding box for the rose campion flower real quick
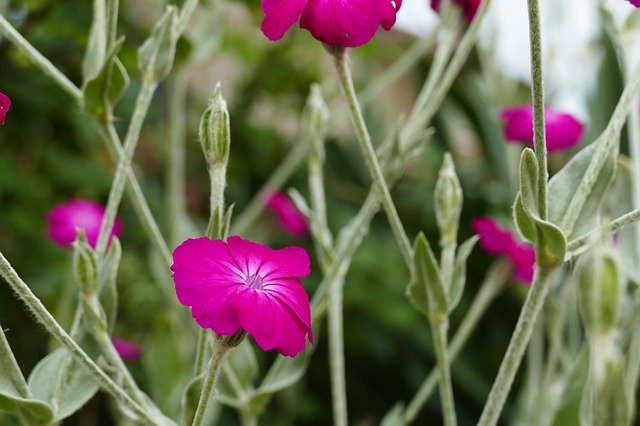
[472,217,535,285]
[260,0,402,48]
[47,198,122,249]
[0,91,11,125]
[112,337,142,362]
[500,104,584,153]
[430,0,481,23]
[265,191,309,237]
[172,236,313,357]
[628,0,640,8]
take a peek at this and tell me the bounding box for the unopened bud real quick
[435,153,463,246]
[72,229,98,296]
[303,84,329,163]
[199,82,230,166]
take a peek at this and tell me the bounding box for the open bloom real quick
[430,0,481,23]
[172,236,313,357]
[261,0,402,48]
[47,198,122,249]
[472,217,535,284]
[0,91,11,125]
[500,105,584,153]
[112,338,142,362]
[265,191,309,237]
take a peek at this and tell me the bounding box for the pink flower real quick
[500,105,584,153]
[0,91,11,125]
[47,198,122,249]
[260,0,402,48]
[112,337,142,362]
[430,0,481,23]
[171,236,313,357]
[628,0,640,8]
[265,191,309,237]
[472,217,535,285]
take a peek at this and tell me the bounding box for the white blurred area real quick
[392,0,632,120]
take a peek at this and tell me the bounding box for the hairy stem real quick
[430,317,457,426]
[192,342,233,426]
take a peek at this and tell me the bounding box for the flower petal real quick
[265,191,309,236]
[234,287,311,357]
[263,277,313,341]
[508,243,535,285]
[380,0,402,30]
[500,105,534,143]
[261,0,308,41]
[471,217,516,255]
[226,236,311,280]
[171,237,245,334]
[545,110,584,153]
[0,91,11,125]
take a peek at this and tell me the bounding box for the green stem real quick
[177,0,199,35]
[402,259,511,424]
[96,77,158,257]
[430,317,457,426]
[331,48,413,268]
[231,141,308,235]
[192,342,233,426]
[0,325,30,397]
[206,164,227,239]
[308,153,333,272]
[566,208,640,255]
[0,251,159,424]
[194,329,210,375]
[167,72,189,247]
[328,271,348,426]
[477,266,556,426]
[526,0,548,220]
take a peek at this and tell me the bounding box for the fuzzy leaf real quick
[449,235,478,312]
[97,237,120,332]
[138,6,178,81]
[407,233,447,316]
[218,340,259,407]
[519,148,539,215]
[0,366,54,425]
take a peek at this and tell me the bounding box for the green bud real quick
[303,84,329,163]
[137,6,178,81]
[577,249,624,333]
[434,153,462,247]
[72,230,98,296]
[199,82,230,166]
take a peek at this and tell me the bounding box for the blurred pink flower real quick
[260,0,402,48]
[47,198,122,249]
[430,0,481,23]
[112,337,142,362]
[265,191,309,237]
[0,91,11,125]
[171,236,313,357]
[500,105,584,153]
[472,217,535,285]
[628,0,640,8]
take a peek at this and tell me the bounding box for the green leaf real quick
[406,233,447,316]
[253,349,313,401]
[449,235,478,311]
[548,138,617,239]
[0,365,53,425]
[97,237,120,332]
[180,375,220,426]
[218,339,258,407]
[81,0,107,81]
[513,195,537,243]
[27,349,99,421]
[518,148,539,215]
[138,6,179,81]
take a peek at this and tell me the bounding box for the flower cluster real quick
[265,191,309,237]
[47,198,122,249]
[0,91,11,125]
[500,105,584,153]
[430,0,481,23]
[172,236,313,357]
[260,0,402,48]
[472,217,535,284]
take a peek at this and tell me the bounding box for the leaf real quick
[137,6,178,81]
[380,402,405,426]
[218,339,258,407]
[27,348,99,421]
[180,375,220,426]
[97,237,120,332]
[449,235,478,312]
[548,138,617,240]
[253,349,313,399]
[519,148,539,215]
[0,366,53,425]
[514,195,537,243]
[81,0,107,81]
[406,233,447,316]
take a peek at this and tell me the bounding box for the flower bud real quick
[303,84,329,163]
[435,153,463,247]
[72,229,98,296]
[577,249,623,333]
[199,83,230,167]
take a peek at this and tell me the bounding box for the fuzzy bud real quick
[435,153,463,247]
[199,83,230,167]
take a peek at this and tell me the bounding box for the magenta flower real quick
[430,0,481,23]
[500,105,584,153]
[472,217,535,285]
[47,198,122,249]
[171,236,313,357]
[112,337,142,362]
[0,91,11,125]
[265,191,309,237]
[260,0,402,48]
[627,0,640,8]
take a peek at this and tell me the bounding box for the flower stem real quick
[331,48,413,268]
[403,259,510,423]
[430,317,457,426]
[328,271,348,426]
[0,251,160,424]
[526,0,549,220]
[194,328,210,375]
[192,341,233,426]
[96,76,158,257]
[477,265,556,426]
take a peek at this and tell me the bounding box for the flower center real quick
[245,274,264,290]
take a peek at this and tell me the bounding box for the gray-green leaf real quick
[138,6,179,81]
